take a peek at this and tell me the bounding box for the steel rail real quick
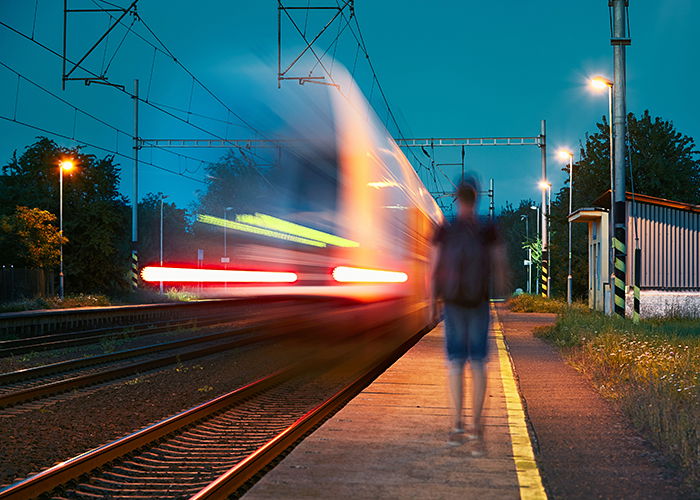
[0,310,243,357]
[0,315,299,409]
[0,295,336,339]
[192,319,435,498]
[0,368,297,500]
[0,314,276,386]
[0,300,422,498]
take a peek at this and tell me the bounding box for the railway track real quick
[0,305,432,500]
[0,310,249,357]
[0,299,325,410]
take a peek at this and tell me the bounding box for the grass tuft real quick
[537,308,700,487]
[507,294,587,314]
[0,294,111,313]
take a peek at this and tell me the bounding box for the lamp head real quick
[590,76,613,91]
[59,159,75,171]
[538,180,551,191]
[557,149,573,161]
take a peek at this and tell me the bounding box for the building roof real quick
[568,207,608,223]
[593,190,700,213]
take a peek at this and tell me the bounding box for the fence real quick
[0,267,55,302]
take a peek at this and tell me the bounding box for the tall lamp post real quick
[538,181,552,297]
[530,205,540,294]
[521,214,531,294]
[591,75,615,314]
[159,193,169,293]
[58,159,75,299]
[559,149,575,305]
[223,207,234,260]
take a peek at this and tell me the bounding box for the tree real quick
[497,200,538,293]
[0,206,67,269]
[137,193,191,267]
[195,150,269,217]
[1,138,131,294]
[547,110,700,298]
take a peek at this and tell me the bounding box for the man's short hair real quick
[456,181,478,205]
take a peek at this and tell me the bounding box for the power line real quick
[0,58,223,180]
[0,114,206,184]
[0,21,272,165]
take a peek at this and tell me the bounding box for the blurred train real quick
[141,66,443,326]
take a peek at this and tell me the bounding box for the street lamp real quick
[590,75,615,313]
[159,193,169,294]
[58,159,75,299]
[559,149,575,305]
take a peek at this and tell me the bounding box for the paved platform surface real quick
[246,307,545,499]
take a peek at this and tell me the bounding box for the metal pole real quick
[540,119,549,298]
[159,193,164,294]
[612,0,629,318]
[224,209,228,257]
[277,1,282,88]
[607,84,615,314]
[535,205,540,295]
[59,166,64,299]
[489,178,494,219]
[62,0,67,90]
[567,154,573,304]
[131,79,139,289]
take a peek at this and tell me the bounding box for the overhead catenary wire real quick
[331,2,432,177]
[0,114,205,184]
[0,58,218,181]
[0,20,273,167]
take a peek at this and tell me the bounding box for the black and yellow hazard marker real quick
[612,236,626,318]
[633,248,641,324]
[131,250,139,289]
[540,260,548,298]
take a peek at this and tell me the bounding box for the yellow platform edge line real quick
[491,303,548,500]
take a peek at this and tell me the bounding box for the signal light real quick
[332,266,408,283]
[141,266,297,283]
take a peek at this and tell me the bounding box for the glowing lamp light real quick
[332,266,408,283]
[590,76,613,91]
[60,159,75,171]
[538,180,551,191]
[141,266,297,283]
[557,149,573,161]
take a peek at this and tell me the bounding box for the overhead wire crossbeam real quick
[397,137,542,147]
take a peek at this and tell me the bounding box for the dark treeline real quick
[0,137,262,297]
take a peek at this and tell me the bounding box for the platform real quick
[246,307,546,499]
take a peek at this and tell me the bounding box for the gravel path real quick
[0,338,305,488]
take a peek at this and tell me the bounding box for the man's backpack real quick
[434,219,492,307]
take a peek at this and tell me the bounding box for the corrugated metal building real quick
[569,192,700,317]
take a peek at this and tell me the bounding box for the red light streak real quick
[332,266,408,283]
[141,266,297,283]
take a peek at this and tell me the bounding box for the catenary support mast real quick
[612,0,630,317]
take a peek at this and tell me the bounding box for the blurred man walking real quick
[432,178,507,454]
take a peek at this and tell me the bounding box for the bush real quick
[507,294,577,314]
[0,294,111,313]
[538,309,700,487]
